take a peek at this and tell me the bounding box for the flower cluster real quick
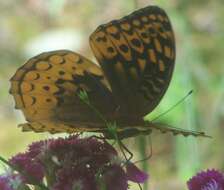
[0,135,148,190]
[187,169,224,190]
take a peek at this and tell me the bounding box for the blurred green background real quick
[0,0,223,189]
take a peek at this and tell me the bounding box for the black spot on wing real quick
[43,86,50,91]
[120,44,129,53]
[131,38,141,47]
[59,70,65,75]
[107,47,115,53]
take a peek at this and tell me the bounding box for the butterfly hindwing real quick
[19,121,107,134]
[10,50,116,133]
[89,6,175,117]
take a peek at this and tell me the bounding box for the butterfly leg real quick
[138,183,143,190]
[118,140,133,162]
[120,140,144,190]
[134,136,153,164]
[88,134,134,162]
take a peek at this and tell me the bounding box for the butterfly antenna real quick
[151,90,193,122]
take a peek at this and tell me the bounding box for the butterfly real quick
[9,6,208,139]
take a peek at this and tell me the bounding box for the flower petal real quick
[126,162,148,183]
[187,169,224,190]
[100,165,128,190]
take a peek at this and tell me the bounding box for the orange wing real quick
[10,50,116,133]
[90,6,175,118]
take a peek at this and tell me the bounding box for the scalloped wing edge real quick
[18,121,210,138]
[18,122,104,134]
[142,122,211,138]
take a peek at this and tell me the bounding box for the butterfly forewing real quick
[10,50,116,133]
[90,6,175,118]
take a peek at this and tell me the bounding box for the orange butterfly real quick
[10,6,207,139]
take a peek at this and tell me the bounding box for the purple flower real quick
[6,135,149,189]
[126,162,148,183]
[0,175,13,190]
[187,169,224,190]
[53,167,97,190]
[27,140,46,157]
[0,174,23,190]
[48,136,126,190]
[10,152,44,183]
[100,165,128,190]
